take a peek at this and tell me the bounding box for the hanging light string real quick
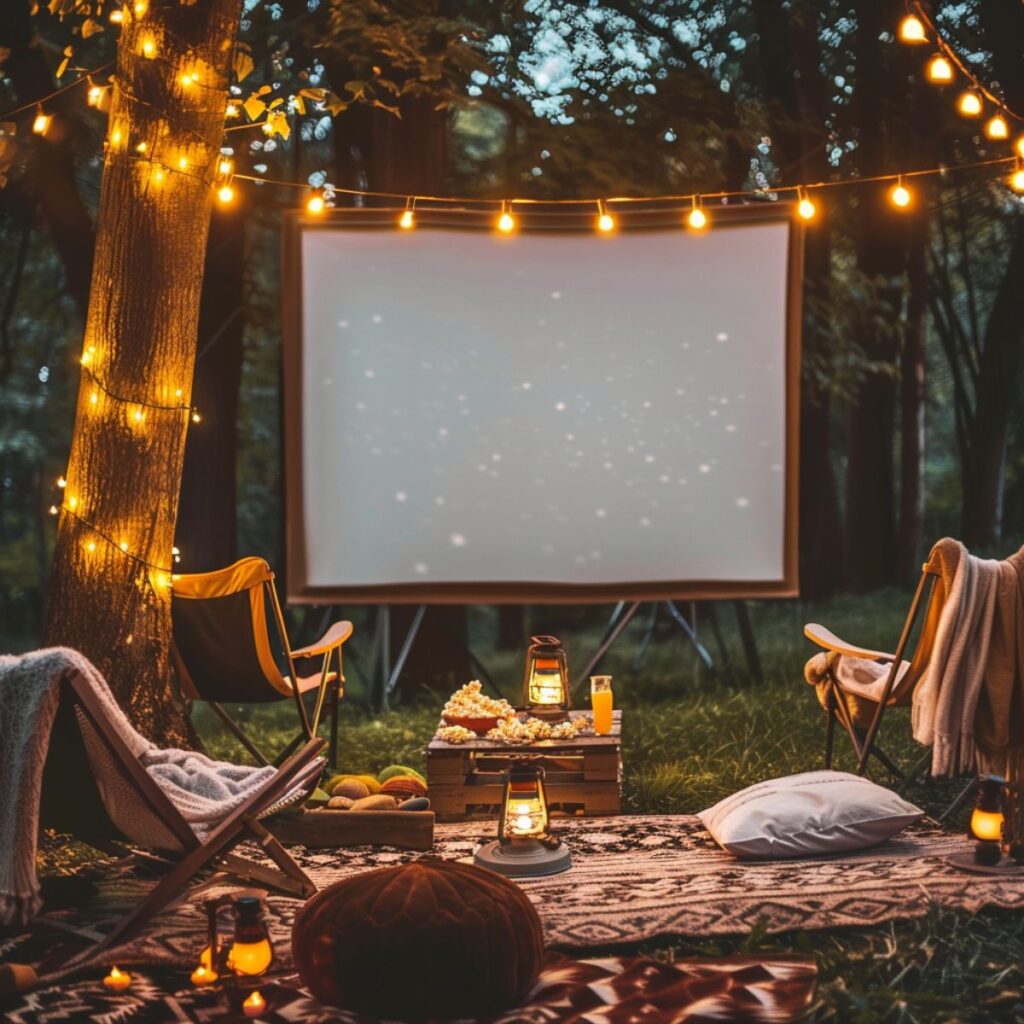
[906,1,1023,124]
[80,363,201,420]
[52,501,177,578]
[226,152,1017,213]
[0,61,116,121]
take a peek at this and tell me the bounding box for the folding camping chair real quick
[803,537,959,789]
[171,557,352,768]
[38,667,323,968]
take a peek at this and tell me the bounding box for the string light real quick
[596,200,615,233]
[109,7,123,23]
[55,502,176,576]
[226,101,240,118]
[926,54,954,84]
[306,191,326,215]
[32,107,51,136]
[497,201,516,234]
[217,181,235,204]
[87,82,104,108]
[796,187,817,221]
[217,157,233,177]
[687,196,708,232]
[984,114,1009,140]
[1010,162,1024,194]
[898,14,927,43]
[134,0,147,14]
[141,36,156,59]
[956,91,982,118]
[889,175,912,209]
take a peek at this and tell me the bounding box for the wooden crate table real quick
[427,710,622,821]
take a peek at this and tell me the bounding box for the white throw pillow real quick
[698,770,923,859]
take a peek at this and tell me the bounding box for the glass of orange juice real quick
[590,676,613,735]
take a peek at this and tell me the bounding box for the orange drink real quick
[590,676,613,734]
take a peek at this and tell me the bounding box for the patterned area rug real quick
[10,815,1024,974]
[2,955,818,1024]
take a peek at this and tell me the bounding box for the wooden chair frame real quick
[53,668,323,970]
[807,561,940,782]
[172,559,352,769]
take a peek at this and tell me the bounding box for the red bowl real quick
[441,712,501,735]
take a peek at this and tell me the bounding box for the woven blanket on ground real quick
[0,648,313,927]
[0,955,817,1024]
[10,815,1024,978]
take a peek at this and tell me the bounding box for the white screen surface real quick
[295,216,795,597]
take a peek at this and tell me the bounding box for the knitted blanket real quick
[0,648,314,928]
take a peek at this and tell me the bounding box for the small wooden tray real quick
[267,808,435,851]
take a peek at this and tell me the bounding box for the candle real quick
[190,963,218,987]
[102,966,132,992]
[242,989,267,1018]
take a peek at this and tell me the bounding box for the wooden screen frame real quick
[282,202,803,604]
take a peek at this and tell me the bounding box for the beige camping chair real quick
[171,557,352,768]
[804,537,959,783]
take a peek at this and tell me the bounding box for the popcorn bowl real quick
[441,713,502,736]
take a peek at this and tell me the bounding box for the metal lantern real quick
[195,893,274,985]
[970,775,1006,841]
[474,762,571,878]
[522,635,571,720]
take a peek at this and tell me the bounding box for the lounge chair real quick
[38,665,323,967]
[171,556,352,767]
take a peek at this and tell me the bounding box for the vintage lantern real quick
[195,893,274,985]
[969,775,1006,865]
[474,762,571,877]
[522,635,571,720]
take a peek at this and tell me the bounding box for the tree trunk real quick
[960,221,1024,547]
[42,0,242,745]
[176,200,246,571]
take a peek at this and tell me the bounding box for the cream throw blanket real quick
[0,647,317,927]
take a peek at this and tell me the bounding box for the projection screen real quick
[283,205,801,603]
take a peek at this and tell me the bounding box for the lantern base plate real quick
[522,706,570,722]
[947,851,1024,875]
[474,838,572,878]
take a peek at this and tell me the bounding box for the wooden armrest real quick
[291,620,354,660]
[803,623,895,662]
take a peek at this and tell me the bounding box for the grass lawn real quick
[41,591,1024,1021]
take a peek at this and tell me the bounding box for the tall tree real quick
[43,0,242,743]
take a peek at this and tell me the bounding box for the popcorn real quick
[442,680,516,721]
[436,724,475,744]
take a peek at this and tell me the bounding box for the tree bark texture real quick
[42,0,242,745]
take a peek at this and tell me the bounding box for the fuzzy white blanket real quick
[0,647,314,927]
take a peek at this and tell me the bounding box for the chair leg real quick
[209,702,271,767]
[328,679,340,770]
[938,776,977,823]
[823,685,837,770]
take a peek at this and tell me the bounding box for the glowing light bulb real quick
[497,211,516,233]
[597,212,615,233]
[119,540,129,552]
[687,206,708,231]
[177,155,188,171]
[49,505,58,515]
[90,390,98,405]
[306,192,326,215]
[957,91,982,117]
[1010,168,1024,193]
[68,496,78,511]
[926,54,953,84]
[898,14,927,43]
[135,141,147,153]
[109,8,123,22]
[217,183,235,204]
[88,85,103,107]
[133,408,145,423]
[32,110,51,136]
[134,0,147,15]
[399,208,415,230]
[797,195,817,220]
[516,814,533,832]
[174,387,184,399]
[191,411,201,423]
[57,476,67,488]
[226,102,239,118]
[889,181,912,208]
[86,540,97,553]
[985,114,1009,140]
[110,126,123,147]
[152,167,165,185]
[218,157,233,176]
[141,36,156,58]
[81,346,95,366]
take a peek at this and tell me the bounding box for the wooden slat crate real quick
[427,710,622,820]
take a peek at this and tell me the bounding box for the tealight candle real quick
[190,963,218,987]
[242,989,267,1018]
[103,966,132,992]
